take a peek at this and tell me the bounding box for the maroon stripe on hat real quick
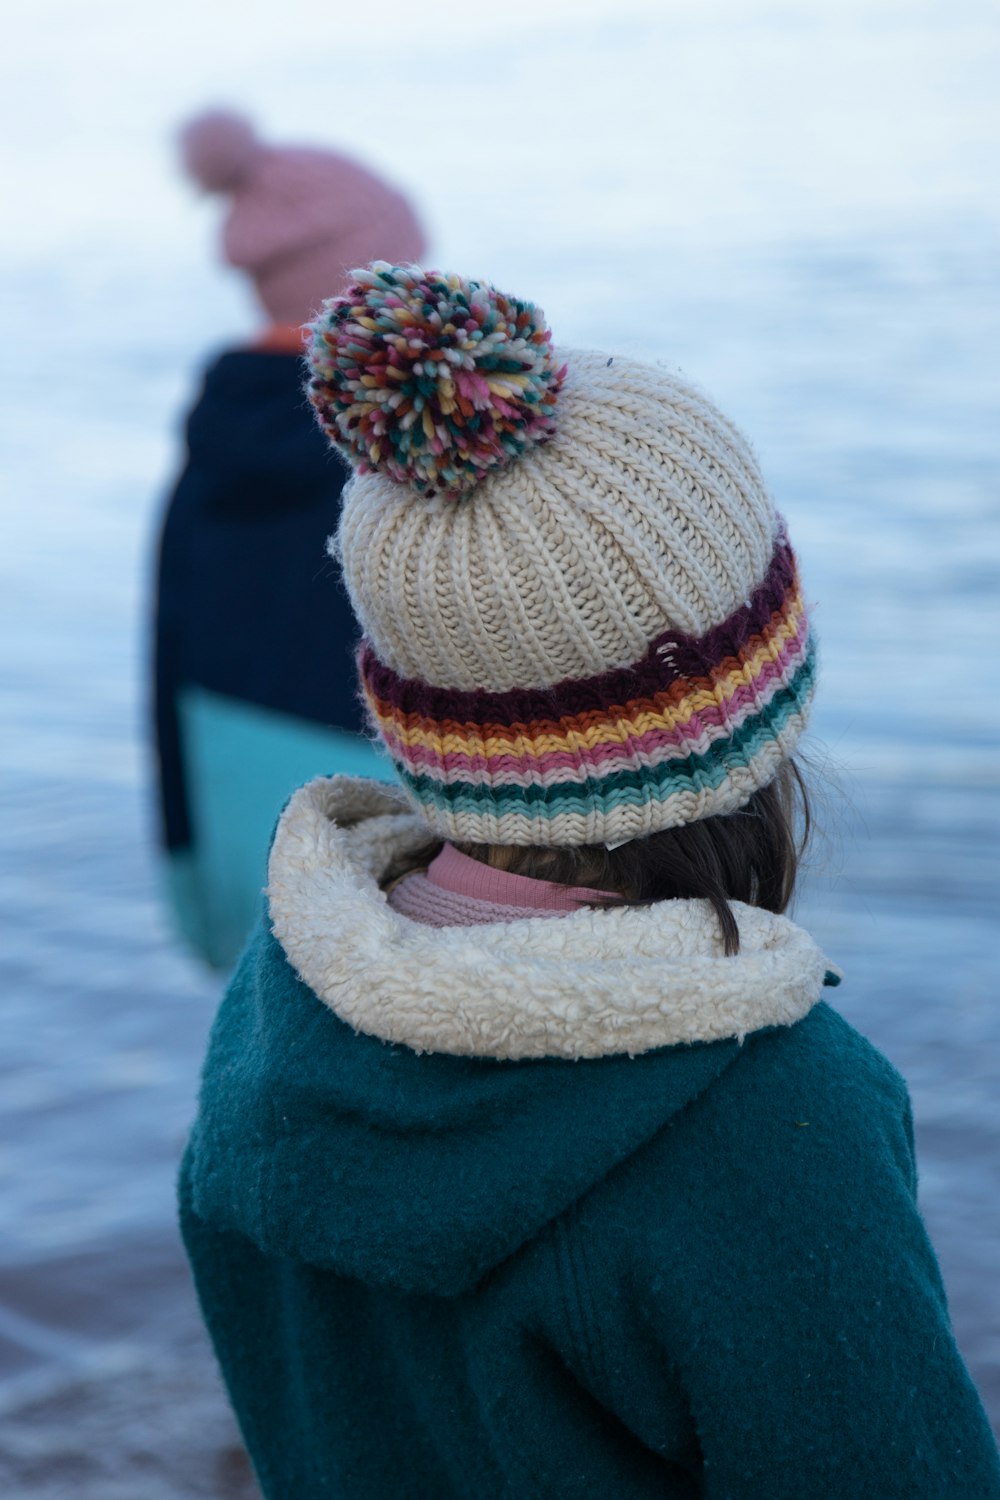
[359,533,796,722]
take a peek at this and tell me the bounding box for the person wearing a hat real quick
[179,264,1000,1497]
[152,114,426,969]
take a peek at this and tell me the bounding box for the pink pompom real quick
[179,109,261,193]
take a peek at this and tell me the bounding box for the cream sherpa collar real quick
[267,776,832,1062]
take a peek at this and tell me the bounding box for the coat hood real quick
[268,776,831,1060]
[186,776,836,1295]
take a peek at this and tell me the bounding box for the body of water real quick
[1,1,998,1492]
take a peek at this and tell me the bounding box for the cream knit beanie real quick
[305,264,814,847]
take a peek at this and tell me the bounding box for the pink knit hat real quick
[179,109,428,326]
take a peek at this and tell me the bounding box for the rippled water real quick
[2,1,998,1492]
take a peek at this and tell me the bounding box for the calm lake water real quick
[1,1,998,1492]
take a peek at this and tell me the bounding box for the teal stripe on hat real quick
[393,648,815,823]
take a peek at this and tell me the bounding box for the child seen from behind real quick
[180,264,1000,1499]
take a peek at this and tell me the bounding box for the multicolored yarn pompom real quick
[304,263,566,497]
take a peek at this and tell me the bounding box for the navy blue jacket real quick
[153,348,366,854]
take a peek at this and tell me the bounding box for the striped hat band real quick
[359,535,814,847]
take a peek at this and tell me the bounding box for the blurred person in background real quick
[152,109,426,970]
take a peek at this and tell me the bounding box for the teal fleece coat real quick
[180,777,1000,1499]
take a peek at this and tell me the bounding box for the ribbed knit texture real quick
[304,268,815,845]
[388,842,614,927]
[360,532,813,844]
[335,349,779,693]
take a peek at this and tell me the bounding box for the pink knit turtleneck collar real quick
[387,843,616,930]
